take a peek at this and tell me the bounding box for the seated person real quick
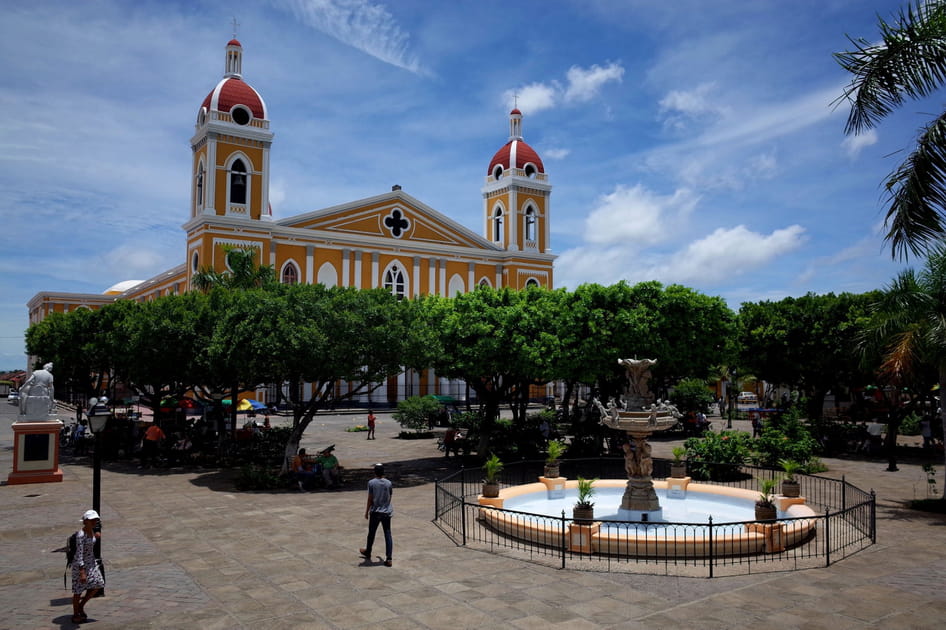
[291,448,319,491]
[316,446,341,488]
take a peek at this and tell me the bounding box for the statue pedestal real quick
[538,475,566,499]
[7,420,63,485]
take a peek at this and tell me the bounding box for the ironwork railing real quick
[433,458,875,577]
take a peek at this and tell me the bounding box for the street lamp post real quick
[87,397,110,514]
[727,370,737,429]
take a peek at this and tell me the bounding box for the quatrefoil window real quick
[383,208,411,238]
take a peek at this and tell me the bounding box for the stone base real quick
[568,521,600,553]
[746,522,786,553]
[478,495,504,508]
[8,420,63,485]
[666,476,691,499]
[538,476,566,499]
[775,495,806,512]
[621,477,660,512]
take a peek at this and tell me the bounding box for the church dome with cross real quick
[197,39,268,124]
[487,108,545,179]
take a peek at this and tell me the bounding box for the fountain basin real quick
[478,479,817,557]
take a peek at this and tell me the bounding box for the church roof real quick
[488,139,544,175]
[200,77,267,120]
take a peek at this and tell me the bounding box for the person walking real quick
[71,510,105,624]
[366,410,376,440]
[360,463,393,566]
[140,421,166,468]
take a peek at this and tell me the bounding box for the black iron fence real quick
[433,458,875,577]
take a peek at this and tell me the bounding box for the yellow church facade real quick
[27,39,556,403]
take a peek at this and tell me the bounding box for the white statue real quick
[618,357,657,404]
[19,362,56,420]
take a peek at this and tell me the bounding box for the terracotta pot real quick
[670,462,687,478]
[482,481,500,498]
[755,503,777,521]
[781,479,800,498]
[573,505,594,521]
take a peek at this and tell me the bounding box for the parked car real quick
[737,392,758,405]
[7,391,19,404]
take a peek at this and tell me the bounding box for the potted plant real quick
[670,446,687,478]
[573,476,597,521]
[482,453,504,498]
[778,458,802,497]
[544,440,566,478]
[755,477,779,521]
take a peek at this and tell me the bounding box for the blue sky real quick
[0,0,923,369]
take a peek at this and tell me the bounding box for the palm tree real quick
[864,246,946,496]
[192,245,275,292]
[835,1,946,259]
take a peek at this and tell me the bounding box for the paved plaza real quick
[1,403,945,629]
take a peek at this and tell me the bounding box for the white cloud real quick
[841,129,878,159]
[507,82,559,114]
[662,224,806,284]
[274,0,428,75]
[543,148,570,160]
[555,223,806,290]
[584,185,699,246]
[505,62,624,113]
[658,82,730,131]
[563,62,625,103]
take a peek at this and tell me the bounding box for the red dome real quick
[488,140,544,176]
[200,77,267,120]
[227,39,242,47]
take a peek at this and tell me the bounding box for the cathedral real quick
[27,39,556,403]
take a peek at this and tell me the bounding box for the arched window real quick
[317,262,338,287]
[492,207,504,242]
[478,277,491,288]
[384,264,406,299]
[281,262,299,285]
[230,159,247,205]
[196,163,205,211]
[525,278,540,288]
[524,206,537,243]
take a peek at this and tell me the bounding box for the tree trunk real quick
[940,367,946,500]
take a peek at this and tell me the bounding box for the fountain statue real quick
[594,358,680,520]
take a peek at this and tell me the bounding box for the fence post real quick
[841,474,846,511]
[561,510,567,569]
[708,516,714,578]
[870,490,876,544]
[460,496,467,546]
[824,507,830,567]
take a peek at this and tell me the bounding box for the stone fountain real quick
[594,358,680,521]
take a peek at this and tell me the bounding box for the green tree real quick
[863,246,946,494]
[739,293,876,419]
[221,284,411,469]
[429,286,560,454]
[836,1,946,258]
[191,245,276,291]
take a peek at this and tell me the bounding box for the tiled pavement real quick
[1,404,945,629]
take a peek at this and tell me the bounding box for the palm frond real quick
[879,329,921,381]
[884,112,946,259]
[836,1,946,134]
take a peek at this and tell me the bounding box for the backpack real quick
[62,531,78,589]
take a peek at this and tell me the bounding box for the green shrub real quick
[684,430,752,480]
[393,396,442,432]
[900,412,921,436]
[235,464,283,490]
[670,378,714,413]
[752,415,820,467]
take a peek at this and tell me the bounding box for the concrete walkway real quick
[1,404,945,629]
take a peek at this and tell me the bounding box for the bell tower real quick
[482,108,552,253]
[190,39,274,222]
